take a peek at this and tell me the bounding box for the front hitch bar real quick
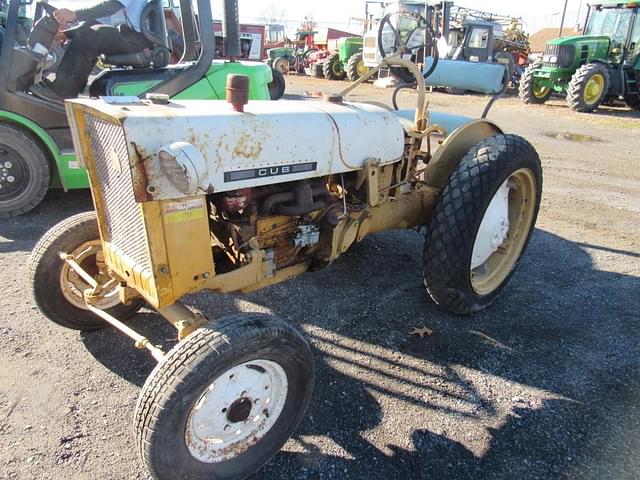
[59,252,166,362]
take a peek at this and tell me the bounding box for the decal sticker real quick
[224,162,317,182]
[163,199,205,224]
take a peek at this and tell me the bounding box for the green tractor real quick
[520,0,640,112]
[323,36,369,81]
[0,0,277,218]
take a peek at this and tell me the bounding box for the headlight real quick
[543,54,558,64]
[158,142,208,195]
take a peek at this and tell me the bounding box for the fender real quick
[425,119,503,189]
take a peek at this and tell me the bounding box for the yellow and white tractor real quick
[29,54,542,479]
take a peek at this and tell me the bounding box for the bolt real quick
[7,176,14,183]
[203,272,210,279]
[4,162,11,168]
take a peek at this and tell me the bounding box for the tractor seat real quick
[101,0,170,69]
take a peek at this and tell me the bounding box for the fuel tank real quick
[68,98,406,201]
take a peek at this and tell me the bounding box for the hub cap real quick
[59,241,122,310]
[0,146,29,201]
[357,60,368,77]
[533,82,550,99]
[185,359,288,464]
[471,169,537,295]
[584,74,605,105]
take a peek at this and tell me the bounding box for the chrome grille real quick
[86,115,152,273]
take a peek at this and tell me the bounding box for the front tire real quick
[346,53,368,81]
[0,123,50,217]
[29,211,145,330]
[323,54,346,81]
[567,62,610,112]
[135,313,314,480]
[519,64,552,104]
[423,134,542,315]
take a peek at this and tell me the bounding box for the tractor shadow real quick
[78,228,640,479]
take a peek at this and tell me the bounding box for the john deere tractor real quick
[324,36,369,81]
[520,0,640,112]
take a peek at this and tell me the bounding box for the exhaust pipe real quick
[222,0,241,59]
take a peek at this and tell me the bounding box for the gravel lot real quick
[1,76,639,480]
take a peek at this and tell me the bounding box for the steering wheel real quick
[377,10,439,84]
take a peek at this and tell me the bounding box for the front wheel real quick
[346,53,368,81]
[423,134,543,315]
[323,54,346,81]
[519,64,552,104]
[135,313,314,480]
[29,211,145,330]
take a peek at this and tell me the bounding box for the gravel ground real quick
[1,76,639,480]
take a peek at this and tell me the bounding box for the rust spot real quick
[232,133,263,160]
[131,142,151,202]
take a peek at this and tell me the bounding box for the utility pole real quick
[559,0,569,37]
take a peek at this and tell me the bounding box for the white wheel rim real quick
[185,359,288,463]
[471,178,511,270]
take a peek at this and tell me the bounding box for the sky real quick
[214,0,590,34]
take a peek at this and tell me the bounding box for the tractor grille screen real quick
[543,44,575,68]
[85,115,152,274]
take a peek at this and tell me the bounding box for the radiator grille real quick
[86,115,152,273]
[543,44,575,68]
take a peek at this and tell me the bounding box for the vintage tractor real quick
[520,0,640,112]
[30,49,543,479]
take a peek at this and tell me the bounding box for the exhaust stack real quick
[222,0,241,59]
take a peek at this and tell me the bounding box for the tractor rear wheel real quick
[29,211,145,330]
[268,68,286,100]
[423,134,542,315]
[0,123,50,218]
[346,53,368,81]
[519,64,552,104]
[624,72,640,111]
[567,62,610,112]
[323,54,346,81]
[135,313,314,480]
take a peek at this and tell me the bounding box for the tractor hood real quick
[66,98,406,202]
[547,35,610,48]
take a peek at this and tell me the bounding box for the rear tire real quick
[268,68,286,100]
[423,134,542,315]
[567,62,610,112]
[29,211,145,330]
[346,53,367,81]
[519,64,552,104]
[135,313,314,480]
[624,72,640,111]
[0,123,50,218]
[323,54,346,81]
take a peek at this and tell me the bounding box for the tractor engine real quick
[65,89,432,308]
